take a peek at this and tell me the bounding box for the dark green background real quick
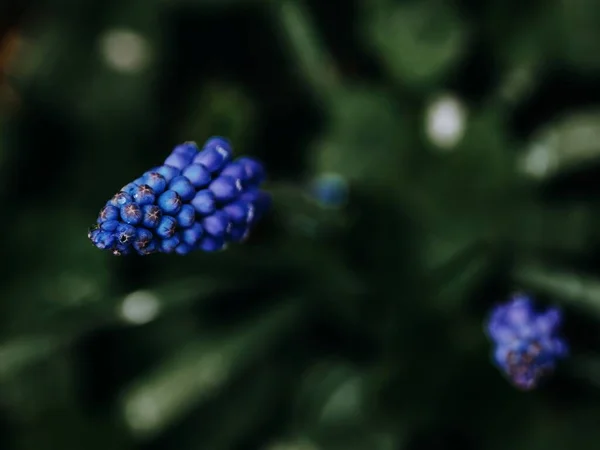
[1,0,600,449]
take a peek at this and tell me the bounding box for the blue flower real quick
[485,294,568,390]
[309,172,349,208]
[89,137,271,256]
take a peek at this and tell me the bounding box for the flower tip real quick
[203,136,233,155]
[204,135,230,145]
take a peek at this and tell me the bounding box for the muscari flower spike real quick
[88,137,271,256]
[485,293,568,390]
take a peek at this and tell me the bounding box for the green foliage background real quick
[1,0,600,449]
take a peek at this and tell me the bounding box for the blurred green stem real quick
[513,261,600,316]
[269,0,342,106]
[0,336,61,381]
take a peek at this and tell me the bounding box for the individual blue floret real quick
[88,136,271,256]
[309,172,349,208]
[485,294,568,390]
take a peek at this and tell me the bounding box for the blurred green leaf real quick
[311,86,415,190]
[120,299,305,439]
[519,110,600,180]
[271,0,341,102]
[364,0,467,89]
[0,336,61,381]
[294,362,366,430]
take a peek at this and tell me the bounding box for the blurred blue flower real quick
[485,294,568,390]
[309,172,349,208]
[88,137,271,255]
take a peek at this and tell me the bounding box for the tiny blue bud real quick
[88,227,101,242]
[202,211,231,237]
[209,175,243,202]
[175,243,193,255]
[176,204,196,228]
[142,204,162,228]
[133,184,156,205]
[222,201,251,224]
[181,222,204,246]
[109,191,133,208]
[157,190,182,215]
[121,182,139,196]
[113,243,133,256]
[160,235,180,253]
[169,176,196,202]
[203,136,232,154]
[100,220,120,232]
[191,190,216,216]
[237,157,265,185]
[220,161,249,184]
[198,234,225,252]
[192,149,224,172]
[156,215,178,239]
[94,231,116,249]
[182,163,212,188]
[142,172,167,194]
[133,228,153,251]
[310,173,349,208]
[151,165,180,183]
[90,231,102,244]
[164,152,191,170]
[136,239,159,255]
[120,203,143,225]
[98,205,119,222]
[193,137,232,172]
[172,141,199,159]
[116,224,136,245]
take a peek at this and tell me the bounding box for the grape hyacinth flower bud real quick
[485,294,568,390]
[309,172,349,208]
[88,137,271,256]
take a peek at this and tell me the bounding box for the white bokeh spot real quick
[99,29,151,73]
[124,393,161,433]
[426,94,467,150]
[522,143,553,178]
[119,290,161,325]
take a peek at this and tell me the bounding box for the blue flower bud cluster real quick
[485,294,568,390]
[88,137,271,256]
